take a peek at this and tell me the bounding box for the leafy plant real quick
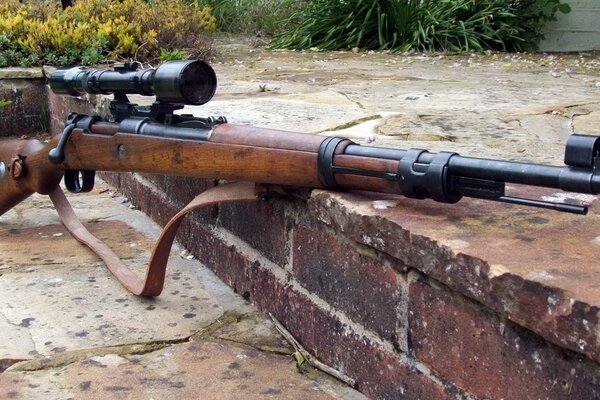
[270,0,571,52]
[159,48,190,61]
[198,0,308,35]
[0,0,216,67]
[0,99,12,109]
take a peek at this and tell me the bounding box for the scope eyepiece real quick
[49,60,217,106]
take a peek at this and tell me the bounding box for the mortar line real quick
[210,225,475,396]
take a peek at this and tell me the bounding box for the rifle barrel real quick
[344,144,599,195]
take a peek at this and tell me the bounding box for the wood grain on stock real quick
[211,125,400,194]
[64,125,324,188]
[0,138,63,215]
[0,123,404,216]
[211,124,325,152]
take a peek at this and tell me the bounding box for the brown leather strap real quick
[49,182,260,296]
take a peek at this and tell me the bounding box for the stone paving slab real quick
[2,339,350,400]
[0,180,363,399]
[207,42,600,164]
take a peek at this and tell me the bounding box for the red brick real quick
[254,280,457,400]
[292,223,402,345]
[143,174,216,209]
[217,199,289,266]
[309,190,600,365]
[100,172,178,227]
[180,215,255,296]
[47,88,96,136]
[409,278,600,400]
[182,222,457,399]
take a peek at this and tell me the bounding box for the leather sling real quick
[48,181,260,296]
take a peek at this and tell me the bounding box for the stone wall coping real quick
[309,186,600,363]
[0,67,44,79]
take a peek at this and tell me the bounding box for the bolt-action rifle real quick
[1,60,599,296]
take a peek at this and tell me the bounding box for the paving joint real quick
[316,114,381,133]
[336,91,366,109]
[5,309,296,374]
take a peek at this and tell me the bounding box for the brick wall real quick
[0,78,48,137]
[47,89,600,400]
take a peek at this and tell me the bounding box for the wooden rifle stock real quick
[62,124,326,188]
[2,120,600,217]
[0,138,63,215]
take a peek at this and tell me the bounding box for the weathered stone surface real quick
[179,89,369,135]
[376,111,574,164]
[0,180,363,398]
[0,217,223,362]
[0,181,233,364]
[0,221,147,269]
[0,68,43,79]
[409,277,600,399]
[38,39,600,399]
[574,111,600,135]
[0,339,343,400]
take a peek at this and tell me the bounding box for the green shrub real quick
[0,0,216,67]
[159,48,190,62]
[270,0,571,52]
[198,0,308,35]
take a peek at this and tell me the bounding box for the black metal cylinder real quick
[344,144,600,195]
[49,60,217,106]
[118,118,211,141]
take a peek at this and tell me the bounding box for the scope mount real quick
[106,62,184,124]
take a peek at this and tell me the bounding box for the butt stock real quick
[0,138,63,215]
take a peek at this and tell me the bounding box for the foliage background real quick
[197,0,307,35]
[0,0,574,67]
[270,0,572,52]
[0,0,216,67]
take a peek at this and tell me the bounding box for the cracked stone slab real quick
[0,182,250,364]
[202,48,600,165]
[0,339,364,400]
[0,311,34,363]
[0,230,223,361]
[208,312,293,354]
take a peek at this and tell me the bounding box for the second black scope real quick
[49,60,217,106]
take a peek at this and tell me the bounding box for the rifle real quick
[1,60,599,296]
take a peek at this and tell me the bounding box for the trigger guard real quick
[65,170,95,193]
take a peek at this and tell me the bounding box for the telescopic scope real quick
[49,60,217,105]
